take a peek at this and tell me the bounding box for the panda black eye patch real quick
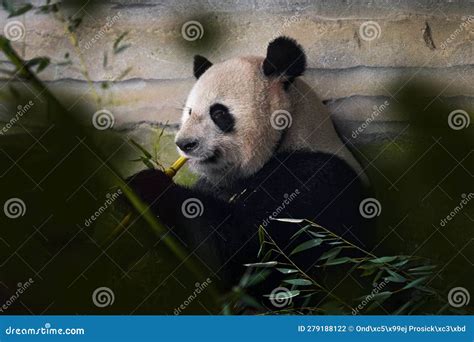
[209,103,235,133]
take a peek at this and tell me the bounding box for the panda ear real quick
[194,55,213,79]
[262,36,306,84]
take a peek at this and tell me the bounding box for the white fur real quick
[176,56,368,185]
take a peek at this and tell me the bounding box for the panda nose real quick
[176,138,199,153]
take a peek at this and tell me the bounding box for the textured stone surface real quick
[0,0,473,130]
[1,2,474,79]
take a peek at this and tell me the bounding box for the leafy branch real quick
[0,35,221,305]
[230,218,448,315]
[129,124,167,170]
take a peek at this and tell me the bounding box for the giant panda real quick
[128,36,371,287]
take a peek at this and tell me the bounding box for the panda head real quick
[175,36,306,184]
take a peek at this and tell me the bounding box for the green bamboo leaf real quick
[130,139,153,158]
[68,17,82,32]
[408,265,437,272]
[140,157,155,169]
[369,256,398,264]
[36,3,58,14]
[361,267,377,277]
[260,249,275,262]
[258,225,264,245]
[8,3,32,17]
[402,276,429,290]
[257,226,265,258]
[318,247,342,262]
[113,32,129,50]
[290,224,311,239]
[2,0,14,12]
[257,244,264,259]
[103,52,108,68]
[308,231,327,238]
[26,57,50,73]
[283,278,312,286]
[385,268,407,283]
[244,261,278,267]
[324,257,352,266]
[392,259,409,268]
[36,58,50,73]
[239,269,270,288]
[115,67,132,81]
[276,268,298,274]
[410,272,434,276]
[114,44,131,55]
[415,286,437,294]
[328,241,344,245]
[290,239,323,255]
[274,218,304,223]
[0,36,14,53]
[373,269,384,284]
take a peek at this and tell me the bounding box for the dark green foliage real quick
[231,220,464,315]
[0,38,220,314]
[0,2,472,315]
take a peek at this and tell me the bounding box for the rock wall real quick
[1,0,473,139]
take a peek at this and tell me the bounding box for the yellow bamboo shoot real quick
[164,156,188,178]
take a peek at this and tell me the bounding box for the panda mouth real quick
[200,150,220,164]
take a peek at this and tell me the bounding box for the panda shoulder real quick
[269,151,363,187]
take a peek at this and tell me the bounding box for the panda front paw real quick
[126,168,174,205]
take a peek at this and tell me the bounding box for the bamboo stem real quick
[0,35,220,304]
[164,156,188,178]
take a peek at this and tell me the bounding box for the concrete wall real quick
[1,0,473,138]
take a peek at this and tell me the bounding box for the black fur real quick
[127,151,371,286]
[210,103,235,133]
[194,55,213,79]
[263,36,307,87]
